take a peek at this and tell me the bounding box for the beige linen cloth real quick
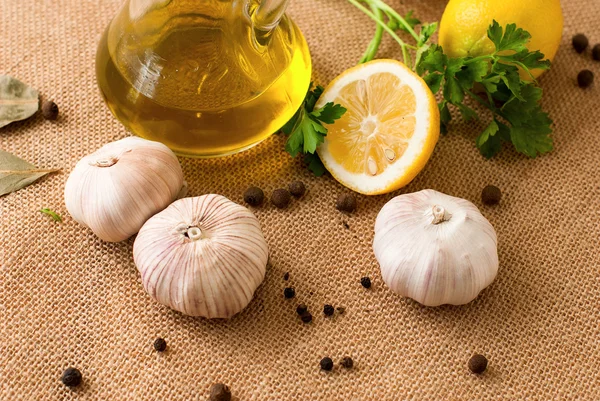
[1,0,599,399]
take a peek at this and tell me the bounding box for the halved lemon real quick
[316,59,440,195]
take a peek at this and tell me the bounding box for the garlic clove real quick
[373,189,498,306]
[65,137,184,242]
[133,195,269,318]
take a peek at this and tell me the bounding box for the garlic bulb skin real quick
[133,195,269,318]
[65,137,184,242]
[373,189,498,306]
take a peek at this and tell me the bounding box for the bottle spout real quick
[252,0,291,40]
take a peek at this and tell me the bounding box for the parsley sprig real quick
[348,1,554,158]
[281,84,346,176]
[418,21,552,157]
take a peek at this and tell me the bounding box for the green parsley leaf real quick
[457,103,478,121]
[445,57,465,74]
[390,10,421,32]
[312,102,347,124]
[499,84,553,157]
[305,84,324,111]
[402,10,421,30]
[439,101,452,134]
[492,62,523,100]
[476,119,510,158]
[416,44,446,75]
[281,108,301,136]
[443,75,464,104]
[481,75,502,94]
[490,81,513,103]
[487,20,531,53]
[442,58,466,106]
[477,120,501,158]
[424,72,444,93]
[40,208,62,222]
[509,121,553,158]
[417,23,438,47]
[284,110,327,157]
[304,153,327,177]
[281,84,346,173]
[456,59,489,87]
[499,49,551,72]
[500,84,543,125]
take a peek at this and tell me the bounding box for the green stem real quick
[463,54,495,65]
[413,44,429,73]
[485,91,496,109]
[346,0,412,67]
[359,4,385,63]
[371,0,419,42]
[465,89,503,121]
[502,59,538,82]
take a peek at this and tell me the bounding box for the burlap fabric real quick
[1,0,599,399]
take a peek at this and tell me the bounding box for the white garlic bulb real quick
[65,137,184,242]
[373,189,498,306]
[133,195,269,318]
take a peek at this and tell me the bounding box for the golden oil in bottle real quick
[96,1,311,157]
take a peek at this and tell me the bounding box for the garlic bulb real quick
[133,195,269,318]
[65,137,184,242]
[373,189,498,306]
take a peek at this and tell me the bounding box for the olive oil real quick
[96,1,311,157]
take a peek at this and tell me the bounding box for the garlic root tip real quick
[186,226,203,240]
[431,205,447,225]
[91,157,118,167]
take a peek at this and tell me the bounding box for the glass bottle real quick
[96,0,311,157]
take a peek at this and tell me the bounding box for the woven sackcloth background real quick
[1,0,599,399]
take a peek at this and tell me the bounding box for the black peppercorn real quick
[343,221,350,229]
[61,367,82,387]
[572,34,589,53]
[320,357,334,371]
[300,311,313,323]
[296,304,308,315]
[41,100,59,120]
[336,193,357,213]
[593,44,600,61]
[284,287,295,299]
[209,383,232,401]
[481,185,502,205]
[271,188,291,208]
[577,70,594,88]
[323,304,334,316]
[283,272,290,281]
[288,181,306,197]
[360,276,372,289]
[468,354,488,374]
[243,186,264,207]
[340,357,354,369]
[153,338,167,352]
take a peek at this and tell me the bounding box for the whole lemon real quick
[438,0,563,79]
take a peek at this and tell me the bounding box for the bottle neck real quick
[252,0,290,33]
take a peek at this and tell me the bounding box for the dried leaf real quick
[0,150,59,196]
[0,75,39,128]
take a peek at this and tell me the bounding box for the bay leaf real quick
[0,75,39,128]
[0,150,59,196]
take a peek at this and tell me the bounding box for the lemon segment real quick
[316,59,439,195]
